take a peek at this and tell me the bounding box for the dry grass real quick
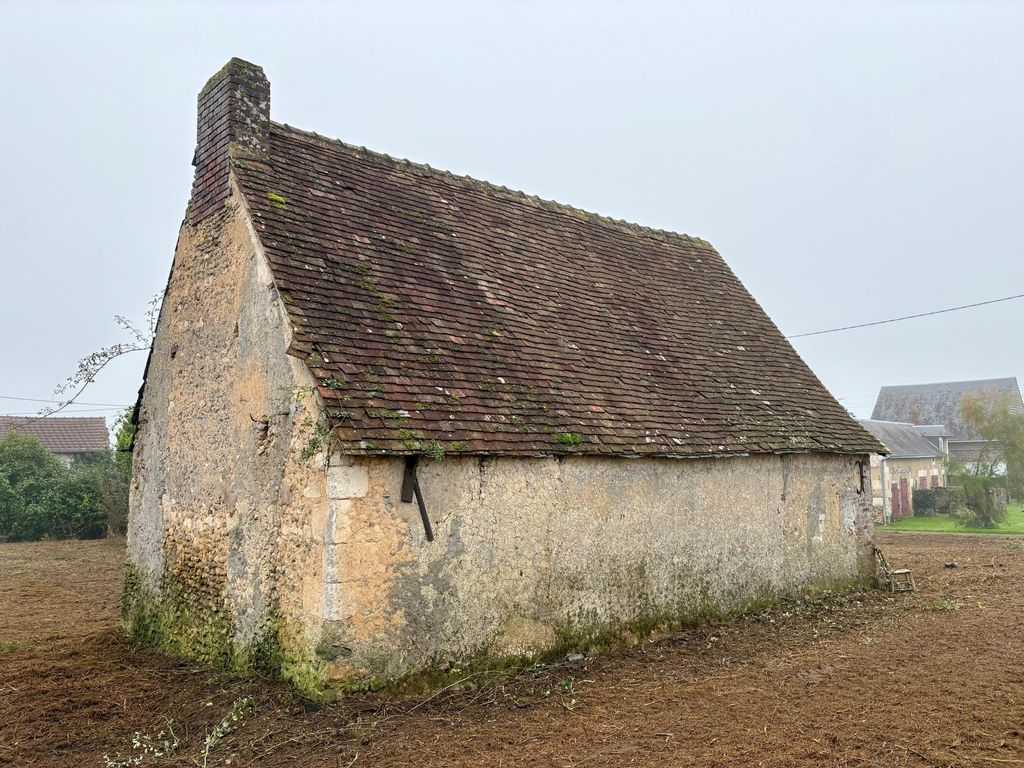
[2,532,1023,766]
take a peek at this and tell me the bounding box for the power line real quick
[4,292,1020,417]
[3,408,123,416]
[787,292,1024,339]
[0,395,130,407]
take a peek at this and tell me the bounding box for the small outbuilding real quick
[127,59,884,693]
[859,419,946,521]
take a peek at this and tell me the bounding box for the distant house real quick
[871,377,1024,470]
[913,424,951,456]
[859,420,946,521]
[0,416,110,465]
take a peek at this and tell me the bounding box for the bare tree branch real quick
[13,294,162,430]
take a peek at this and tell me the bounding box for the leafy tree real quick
[99,406,137,536]
[0,432,113,541]
[948,391,1024,526]
[53,457,108,540]
[114,406,136,471]
[0,432,67,540]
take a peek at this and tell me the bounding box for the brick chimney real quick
[188,58,270,225]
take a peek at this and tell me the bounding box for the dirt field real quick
[2,533,1023,767]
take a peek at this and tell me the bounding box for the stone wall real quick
[126,185,330,676]
[316,451,872,688]
[873,457,944,521]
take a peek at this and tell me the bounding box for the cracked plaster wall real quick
[318,451,873,685]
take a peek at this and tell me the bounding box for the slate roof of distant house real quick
[0,416,109,454]
[913,424,951,437]
[871,378,1023,441]
[225,120,884,458]
[859,420,943,459]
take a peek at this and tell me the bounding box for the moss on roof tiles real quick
[230,123,885,458]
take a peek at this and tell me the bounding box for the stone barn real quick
[126,59,884,694]
[872,377,1023,470]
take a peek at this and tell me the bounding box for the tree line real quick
[945,391,1024,527]
[0,410,134,541]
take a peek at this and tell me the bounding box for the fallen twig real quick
[894,742,942,766]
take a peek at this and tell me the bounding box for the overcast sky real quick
[1,0,1021,427]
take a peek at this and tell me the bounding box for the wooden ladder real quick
[875,546,916,593]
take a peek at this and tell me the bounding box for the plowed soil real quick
[2,532,1023,767]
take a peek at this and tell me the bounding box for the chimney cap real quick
[199,58,267,98]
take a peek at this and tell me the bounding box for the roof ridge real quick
[880,376,1018,391]
[268,121,717,252]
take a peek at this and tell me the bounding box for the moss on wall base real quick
[122,563,286,678]
[122,560,872,701]
[321,573,874,700]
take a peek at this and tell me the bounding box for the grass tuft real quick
[885,503,1024,535]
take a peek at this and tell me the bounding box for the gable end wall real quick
[126,182,330,671]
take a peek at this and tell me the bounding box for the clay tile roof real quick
[871,377,1023,441]
[229,124,884,457]
[0,416,109,454]
[858,420,942,459]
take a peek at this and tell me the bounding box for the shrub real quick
[0,431,123,541]
[912,487,937,516]
[958,473,1007,528]
[51,458,109,540]
[97,459,130,537]
[934,486,963,515]
[0,432,68,541]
